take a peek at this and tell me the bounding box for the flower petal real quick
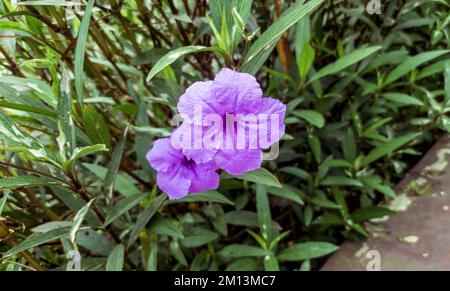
[212,68,263,114]
[146,138,184,172]
[188,165,220,193]
[172,122,220,164]
[177,81,223,124]
[242,97,286,148]
[215,148,262,175]
[157,169,191,200]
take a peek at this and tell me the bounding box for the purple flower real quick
[146,68,286,199]
[146,138,220,200]
[174,68,286,175]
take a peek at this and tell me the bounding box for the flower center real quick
[182,156,195,169]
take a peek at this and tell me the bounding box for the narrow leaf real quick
[0,191,10,215]
[361,133,421,167]
[146,46,218,82]
[128,194,166,247]
[218,244,267,258]
[64,144,107,172]
[106,244,125,271]
[382,93,424,106]
[57,66,76,159]
[0,176,58,190]
[104,194,147,227]
[292,110,325,128]
[70,198,95,246]
[242,0,325,74]
[278,242,338,261]
[104,126,129,198]
[3,227,72,258]
[169,190,234,205]
[309,46,382,83]
[235,168,282,188]
[384,50,450,85]
[74,0,95,105]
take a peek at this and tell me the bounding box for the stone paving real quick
[322,134,450,271]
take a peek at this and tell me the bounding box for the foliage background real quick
[0,0,450,271]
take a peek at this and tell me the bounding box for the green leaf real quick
[31,221,73,233]
[417,59,450,81]
[0,111,44,149]
[0,76,55,107]
[242,0,325,74]
[147,238,158,271]
[104,194,146,227]
[363,49,409,74]
[360,176,396,198]
[225,258,259,271]
[320,176,363,187]
[0,191,10,215]
[170,240,188,266]
[181,228,218,248]
[295,16,311,76]
[15,1,85,6]
[70,198,95,246]
[209,0,232,41]
[3,227,72,258]
[309,46,382,83]
[308,135,321,163]
[361,133,421,167]
[106,244,125,271]
[128,194,167,247]
[104,126,129,198]
[267,184,305,205]
[218,244,267,258]
[82,163,140,196]
[256,185,273,241]
[300,260,311,271]
[292,110,325,128]
[148,216,184,239]
[350,207,396,222]
[445,66,450,106]
[146,46,219,82]
[310,196,341,209]
[51,186,100,225]
[320,159,353,169]
[313,212,343,226]
[224,210,258,226]
[0,20,32,36]
[231,0,252,46]
[0,176,58,190]
[382,93,424,106]
[278,242,338,261]
[0,100,56,117]
[363,117,393,136]
[384,50,450,85]
[299,43,315,80]
[264,254,279,271]
[342,128,357,162]
[82,108,112,149]
[76,229,114,257]
[235,168,282,188]
[64,144,108,172]
[57,66,76,160]
[280,167,311,180]
[169,190,234,205]
[74,0,95,105]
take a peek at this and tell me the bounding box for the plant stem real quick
[0,162,72,186]
[0,167,61,221]
[0,222,48,271]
